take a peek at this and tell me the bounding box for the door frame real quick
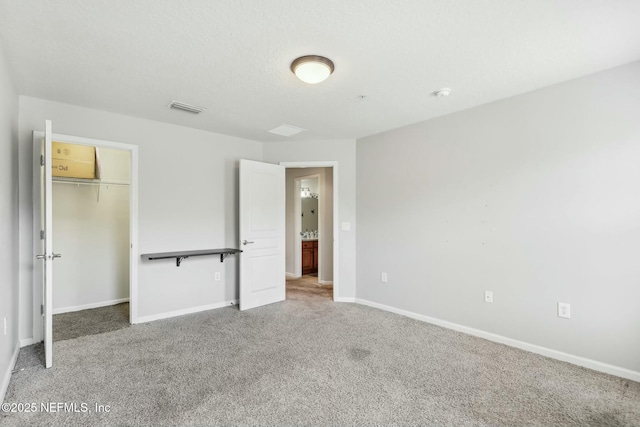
[280,162,339,300]
[32,131,139,343]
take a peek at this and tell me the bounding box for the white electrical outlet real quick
[558,302,571,319]
[381,272,388,283]
[215,272,221,281]
[484,291,493,303]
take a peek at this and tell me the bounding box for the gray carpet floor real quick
[2,296,639,426]
[54,302,130,342]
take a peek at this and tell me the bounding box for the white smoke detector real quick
[434,88,451,97]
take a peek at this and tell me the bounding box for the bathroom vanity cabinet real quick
[302,240,318,275]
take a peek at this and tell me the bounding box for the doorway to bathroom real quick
[283,165,335,301]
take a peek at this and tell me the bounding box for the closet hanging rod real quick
[52,178,129,186]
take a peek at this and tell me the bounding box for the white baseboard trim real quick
[134,299,238,324]
[53,298,130,315]
[286,272,299,279]
[318,280,333,285]
[19,338,37,348]
[355,298,640,383]
[1,341,20,404]
[334,296,356,303]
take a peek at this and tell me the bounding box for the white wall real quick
[98,147,131,183]
[18,97,263,340]
[0,41,19,402]
[285,168,333,281]
[52,148,130,312]
[356,60,640,375]
[264,140,356,299]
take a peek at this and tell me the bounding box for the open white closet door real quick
[35,120,57,368]
[239,159,285,310]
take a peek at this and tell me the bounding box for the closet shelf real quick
[141,248,242,267]
[52,177,130,186]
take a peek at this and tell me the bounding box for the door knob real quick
[36,253,62,260]
[242,240,254,245]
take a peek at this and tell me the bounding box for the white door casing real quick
[239,160,285,310]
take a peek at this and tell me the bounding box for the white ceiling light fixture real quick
[434,88,451,97]
[291,55,335,84]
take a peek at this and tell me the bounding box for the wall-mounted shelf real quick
[141,248,242,267]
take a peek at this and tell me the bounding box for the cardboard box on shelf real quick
[52,141,96,179]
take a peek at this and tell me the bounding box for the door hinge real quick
[40,154,44,166]
[40,230,45,240]
[41,304,44,315]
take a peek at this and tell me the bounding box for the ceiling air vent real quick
[268,124,306,136]
[169,101,204,114]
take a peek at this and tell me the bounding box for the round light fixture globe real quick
[291,55,335,84]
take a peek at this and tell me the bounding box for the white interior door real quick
[35,120,56,368]
[239,159,285,310]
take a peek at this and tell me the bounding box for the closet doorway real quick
[51,144,132,341]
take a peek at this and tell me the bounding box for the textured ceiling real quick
[1,0,639,142]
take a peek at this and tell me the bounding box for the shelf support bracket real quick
[176,256,188,267]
